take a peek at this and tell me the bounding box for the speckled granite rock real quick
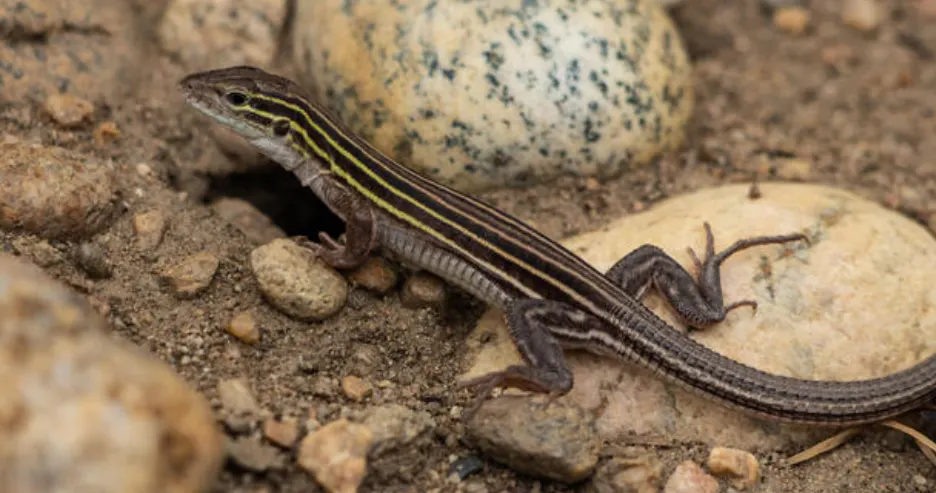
[0,0,144,102]
[293,0,692,192]
[461,183,936,451]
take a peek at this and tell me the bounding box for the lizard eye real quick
[272,119,291,137]
[224,91,249,106]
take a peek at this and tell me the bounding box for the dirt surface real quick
[4,0,936,492]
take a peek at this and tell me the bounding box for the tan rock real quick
[400,272,447,309]
[461,183,936,451]
[0,142,118,239]
[358,404,435,458]
[263,417,300,448]
[160,251,220,298]
[663,461,718,493]
[773,6,810,34]
[465,396,600,484]
[226,311,261,345]
[218,378,262,417]
[707,447,760,490]
[250,239,348,321]
[0,253,223,493]
[298,418,373,493]
[341,375,373,402]
[842,0,882,32]
[93,121,121,147]
[590,454,663,493]
[133,210,168,250]
[347,257,398,294]
[44,93,94,127]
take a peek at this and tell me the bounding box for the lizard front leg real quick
[294,173,377,270]
[604,222,806,329]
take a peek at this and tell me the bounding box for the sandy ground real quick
[4,0,936,491]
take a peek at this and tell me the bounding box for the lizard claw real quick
[725,299,757,314]
[686,246,703,271]
[456,372,504,421]
[317,231,343,249]
[292,233,361,269]
[456,366,564,421]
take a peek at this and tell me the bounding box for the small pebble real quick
[842,0,882,31]
[359,404,436,458]
[912,474,928,486]
[400,272,446,309]
[75,242,112,279]
[132,210,167,250]
[136,163,154,176]
[773,6,810,34]
[663,461,718,493]
[347,256,398,294]
[707,447,760,490]
[44,93,94,128]
[93,121,120,147]
[218,378,262,417]
[226,311,261,345]
[297,418,373,493]
[250,239,348,320]
[341,375,373,402]
[821,44,856,69]
[263,417,300,448]
[160,251,220,298]
[449,455,485,480]
[465,396,600,484]
[226,436,284,472]
[590,454,663,493]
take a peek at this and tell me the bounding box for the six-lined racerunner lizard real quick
[178,65,936,426]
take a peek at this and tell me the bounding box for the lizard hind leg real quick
[457,298,601,418]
